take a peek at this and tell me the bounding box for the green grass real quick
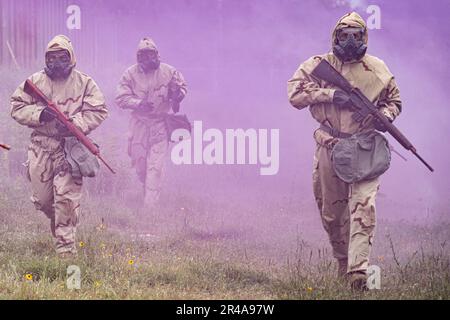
[0,179,448,300]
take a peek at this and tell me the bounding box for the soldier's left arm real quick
[377,77,402,121]
[70,78,108,135]
[169,69,187,102]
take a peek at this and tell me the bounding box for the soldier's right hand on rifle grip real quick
[332,90,352,108]
[39,107,57,123]
[374,110,393,133]
[55,120,72,137]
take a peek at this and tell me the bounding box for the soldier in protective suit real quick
[11,35,108,256]
[115,38,187,212]
[287,12,401,290]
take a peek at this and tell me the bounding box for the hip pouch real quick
[331,131,391,183]
[64,136,100,178]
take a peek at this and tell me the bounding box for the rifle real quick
[23,79,115,174]
[311,59,433,172]
[0,143,10,150]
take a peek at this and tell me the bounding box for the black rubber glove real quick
[169,87,183,113]
[332,90,352,108]
[171,101,180,113]
[374,115,392,133]
[169,87,184,102]
[39,107,57,123]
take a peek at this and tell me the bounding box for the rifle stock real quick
[312,59,434,172]
[23,79,115,174]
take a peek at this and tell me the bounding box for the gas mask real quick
[44,50,72,80]
[137,49,160,73]
[333,27,367,62]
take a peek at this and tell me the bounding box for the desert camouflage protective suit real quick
[287,13,401,274]
[115,38,187,210]
[11,35,108,254]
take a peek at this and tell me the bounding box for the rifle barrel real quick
[98,155,116,174]
[0,143,11,150]
[411,150,434,172]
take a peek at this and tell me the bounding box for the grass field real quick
[0,176,448,300]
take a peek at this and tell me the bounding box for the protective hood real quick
[331,12,368,62]
[137,37,158,53]
[46,34,76,67]
[136,37,161,72]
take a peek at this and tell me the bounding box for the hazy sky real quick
[3,0,449,220]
